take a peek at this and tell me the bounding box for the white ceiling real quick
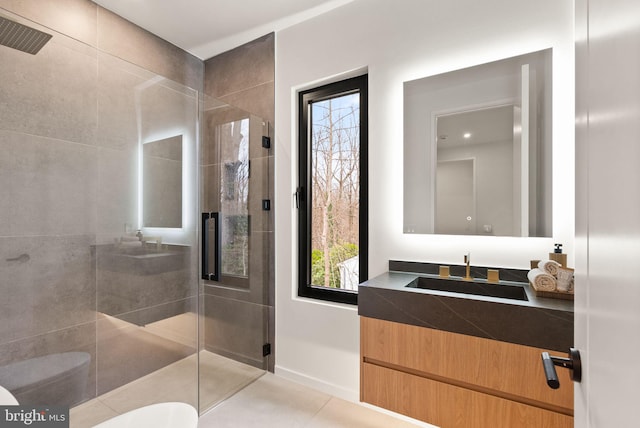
[437,105,515,149]
[93,0,354,60]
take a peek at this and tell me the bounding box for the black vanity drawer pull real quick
[541,348,582,389]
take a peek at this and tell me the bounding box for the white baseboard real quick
[273,365,438,428]
[359,402,439,428]
[274,365,359,402]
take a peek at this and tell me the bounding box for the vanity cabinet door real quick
[362,363,573,428]
[360,317,573,426]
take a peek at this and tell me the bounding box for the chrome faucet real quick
[464,252,472,280]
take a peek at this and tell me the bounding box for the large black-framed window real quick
[297,74,368,305]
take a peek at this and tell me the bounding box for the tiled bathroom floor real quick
[198,373,435,428]
[70,351,264,427]
[71,350,433,428]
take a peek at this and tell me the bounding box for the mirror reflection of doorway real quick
[434,104,517,236]
[435,158,476,234]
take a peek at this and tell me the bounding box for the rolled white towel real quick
[538,259,561,277]
[528,268,557,291]
[556,267,575,292]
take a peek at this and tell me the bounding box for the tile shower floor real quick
[71,351,431,428]
[70,351,264,427]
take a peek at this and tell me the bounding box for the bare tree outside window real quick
[298,74,367,305]
[310,94,360,289]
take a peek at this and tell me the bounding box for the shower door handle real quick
[202,212,220,281]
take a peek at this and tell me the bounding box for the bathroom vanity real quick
[359,261,574,428]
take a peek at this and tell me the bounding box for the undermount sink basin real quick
[406,276,528,301]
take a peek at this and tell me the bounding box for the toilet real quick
[0,385,19,405]
[0,352,90,407]
[93,402,198,428]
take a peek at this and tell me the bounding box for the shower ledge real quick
[92,243,189,275]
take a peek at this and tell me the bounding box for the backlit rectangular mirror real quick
[143,135,183,228]
[404,49,552,237]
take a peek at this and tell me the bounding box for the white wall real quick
[275,0,574,401]
[438,140,515,236]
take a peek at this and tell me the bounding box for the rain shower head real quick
[0,15,52,55]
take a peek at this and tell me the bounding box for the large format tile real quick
[204,33,274,99]
[0,28,97,144]
[218,82,275,123]
[198,373,330,428]
[97,51,199,150]
[137,79,198,144]
[198,351,264,411]
[203,33,274,121]
[96,147,138,237]
[96,350,263,414]
[97,266,193,317]
[96,53,146,151]
[114,298,195,330]
[205,231,273,308]
[71,357,426,428]
[69,350,264,427]
[308,397,429,428]
[143,311,198,348]
[95,245,195,315]
[203,295,269,368]
[198,373,428,428]
[201,103,256,165]
[202,229,271,306]
[96,353,197,414]
[0,235,96,343]
[247,231,272,305]
[0,0,97,47]
[0,131,98,236]
[70,399,119,428]
[96,6,203,91]
[96,314,195,395]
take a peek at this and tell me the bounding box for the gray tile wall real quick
[202,34,275,372]
[97,6,203,92]
[0,0,202,407]
[204,33,274,123]
[0,0,98,46]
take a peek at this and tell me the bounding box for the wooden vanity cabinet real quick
[360,317,573,428]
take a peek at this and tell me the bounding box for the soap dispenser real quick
[549,244,567,267]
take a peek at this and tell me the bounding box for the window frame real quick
[297,74,368,305]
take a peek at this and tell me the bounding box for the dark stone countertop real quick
[358,261,573,352]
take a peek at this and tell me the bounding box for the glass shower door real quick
[94,51,200,413]
[0,7,200,423]
[199,95,272,411]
